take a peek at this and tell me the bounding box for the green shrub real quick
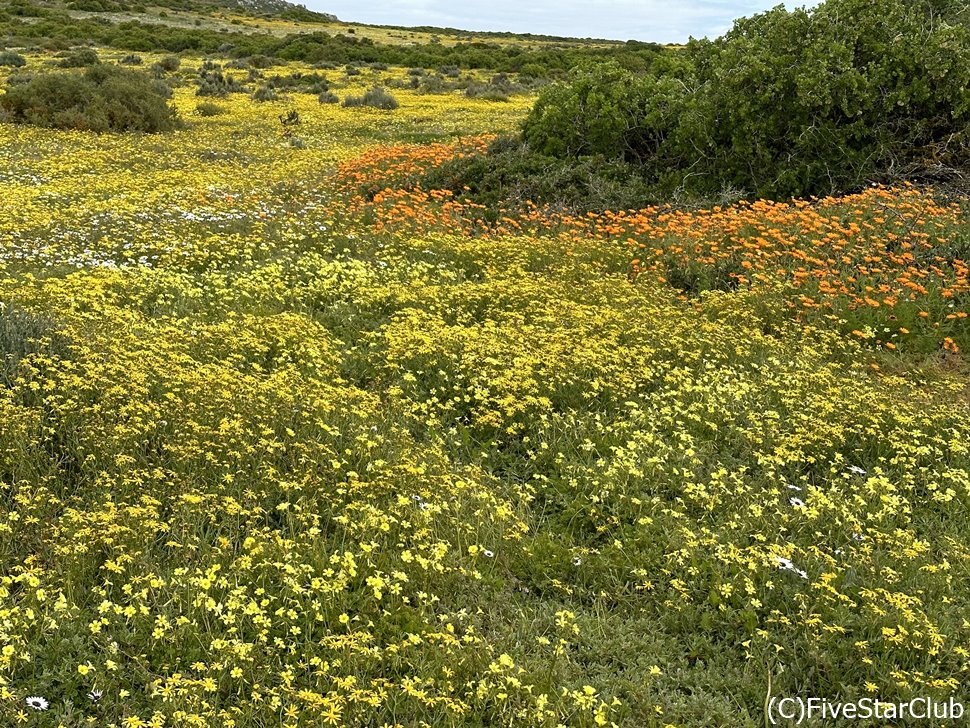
[0,65,179,132]
[246,54,274,68]
[57,47,100,67]
[0,51,27,68]
[464,84,510,102]
[419,135,653,216]
[194,101,225,116]
[342,86,398,110]
[119,53,143,65]
[265,71,328,94]
[156,54,180,72]
[317,90,339,104]
[520,0,970,200]
[195,67,244,97]
[251,84,277,102]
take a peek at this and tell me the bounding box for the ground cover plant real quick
[0,4,969,728]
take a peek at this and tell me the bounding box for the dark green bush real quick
[194,101,225,116]
[119,53,142,64]
[156,54,180,72]
[521,0,970,200]
[265,71,328,94]
[0,51,27,67]
[195,67,244,96]
[419,135,653,216]
[464,84,509,102]
[342,86,398,110]
[0,64,179,132]
[251,84,277,101]
[246,54,274,68]
[317,90,339,104]
[57,47,100,67]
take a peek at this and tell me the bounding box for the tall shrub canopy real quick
[522,0,970,199]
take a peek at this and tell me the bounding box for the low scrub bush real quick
[0,65,179,132]
[194,101,225,116]
[0,51,27,67]
[342,86,399,110]
[196,67,244,97]
[251,84,278,102]
[156,54,180,72]
[57,47,99,67]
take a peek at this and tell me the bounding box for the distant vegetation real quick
[0,1,662,79]
[0,65,179,132]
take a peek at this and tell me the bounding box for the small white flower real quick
[774,556,795,570]
[88,689,103,702]
[411,495,422,502]
[483,549,495,558]
[786,484,802,491]
[789,497,806,508]
[847,465,867,475]
[25,696,49,711]
[572,557,582,566]
[774,556,808,579]
[851,532,864,541]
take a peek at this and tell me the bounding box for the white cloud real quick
[302,0,790,43]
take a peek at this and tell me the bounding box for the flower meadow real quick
[2,55,970,728]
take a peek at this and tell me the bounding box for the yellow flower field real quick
[1,56,969,727]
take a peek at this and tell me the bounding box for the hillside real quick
[0,1,969,727]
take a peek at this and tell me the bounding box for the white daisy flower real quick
[847,465,867,475]
[786,484,802,491]
[25,696,49,711]
[483,549,495,558]
[789,497,806,508]
[572,557,582,566]
[88,689,103,702]
[774,556,809,579]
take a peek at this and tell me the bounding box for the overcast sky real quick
[301,1,795,43]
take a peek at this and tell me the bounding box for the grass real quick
[0,52,969,727]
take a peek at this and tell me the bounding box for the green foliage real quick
[0,11,661,79]
[520,0,970,200]
[57,47,100,67]
[251,83,277,101]
[0,64,179,132]
[464,72,525,102]
[317,89,339,104]
[343,86,399,110]
[420,135,653,216]
[195,64,244,96]
[156,54,181,72]
[194,100,225,116]
[265,70,328,94]
[0,51,26,67]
